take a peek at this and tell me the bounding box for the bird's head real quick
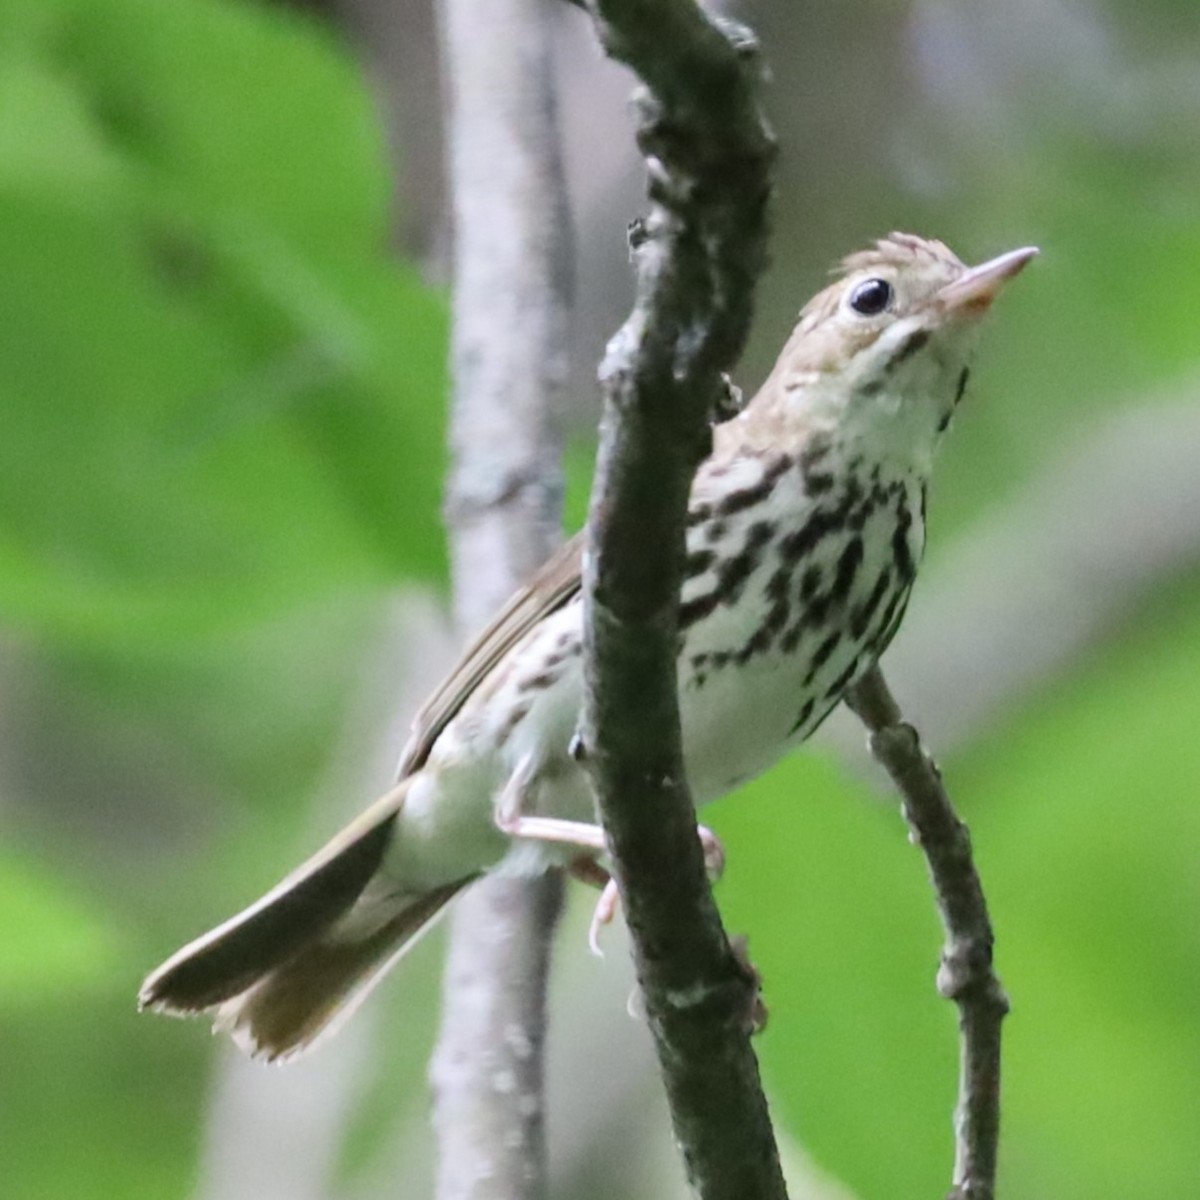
[734,233,1037,470]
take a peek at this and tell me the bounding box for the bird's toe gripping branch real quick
[497,792,728,959]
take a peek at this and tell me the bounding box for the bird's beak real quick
[937,246,1039,318]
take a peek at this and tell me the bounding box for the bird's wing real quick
[397,532,585,776]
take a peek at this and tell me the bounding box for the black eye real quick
[849,278,893,316]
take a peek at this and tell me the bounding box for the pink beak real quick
[937,246,1039,317]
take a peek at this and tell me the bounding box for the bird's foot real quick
[565,827,727,957]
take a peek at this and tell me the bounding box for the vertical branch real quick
[845,666,1009,1200]
[569,2,781,1197]
[430,2,573,1197]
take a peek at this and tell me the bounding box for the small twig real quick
[569,2,781,1199]
[845,666,1009,1200]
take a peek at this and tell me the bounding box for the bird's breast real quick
[677,459,924,802]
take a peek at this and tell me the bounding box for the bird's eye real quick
[849,278,893,316]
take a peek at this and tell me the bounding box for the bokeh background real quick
[2,0,1198,1197]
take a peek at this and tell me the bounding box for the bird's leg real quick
[494,759,727,955]
[577,826,726,958]
[494,754,610,856]
[496,806,619,954]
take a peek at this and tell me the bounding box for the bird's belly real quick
[679,650,830,804]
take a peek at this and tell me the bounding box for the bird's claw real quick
[588,879,621,958]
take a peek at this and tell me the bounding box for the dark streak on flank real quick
[788,697,814,736]
[715,519,775,603]
[713,453,793,517]
[803,631,841,686]
[496,699,534,744]
[778,495,852,566]
[877,591,911,656]
[799,563,822,602]
[684,548,716,580]
[803,470,834,496]
[827,535,864,606]
[780,619,805,655]
[954,366,971,406]
[737,564,794,662]
[939,367,971,433]
[868,585,909,660]
[680,519,776,630]
[799,435,834,496]
[519,664,564,692]
[539,647,571,671]
[806,592,831,627]
[799,435,832,472]
[679,588,722,630]
[823,654,863,701]
[850,567,892,640]
[892,501,915,583]
[736,562,793,663]
[735,623,772,665]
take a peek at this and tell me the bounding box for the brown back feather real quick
[397,535,585,775]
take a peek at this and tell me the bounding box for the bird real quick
[139,233,1037,1061]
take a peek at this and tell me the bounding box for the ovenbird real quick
[141,233,1036,1060]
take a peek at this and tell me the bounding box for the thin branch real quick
[569,2,781,1198]
[845,666,1009,1200]
[430,1,573,1196]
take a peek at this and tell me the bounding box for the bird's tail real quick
[138,780,477,1061]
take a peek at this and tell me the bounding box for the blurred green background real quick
[1,0,1197,1197]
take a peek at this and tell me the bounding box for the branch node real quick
[627,215,649,254]
[714,16,761,58]
[936,937,994,1002]
[711,372,745,424]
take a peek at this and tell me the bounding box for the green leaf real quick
[0,0,448,653]
[0,849,121,1001]
[718,578,1200,1199]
